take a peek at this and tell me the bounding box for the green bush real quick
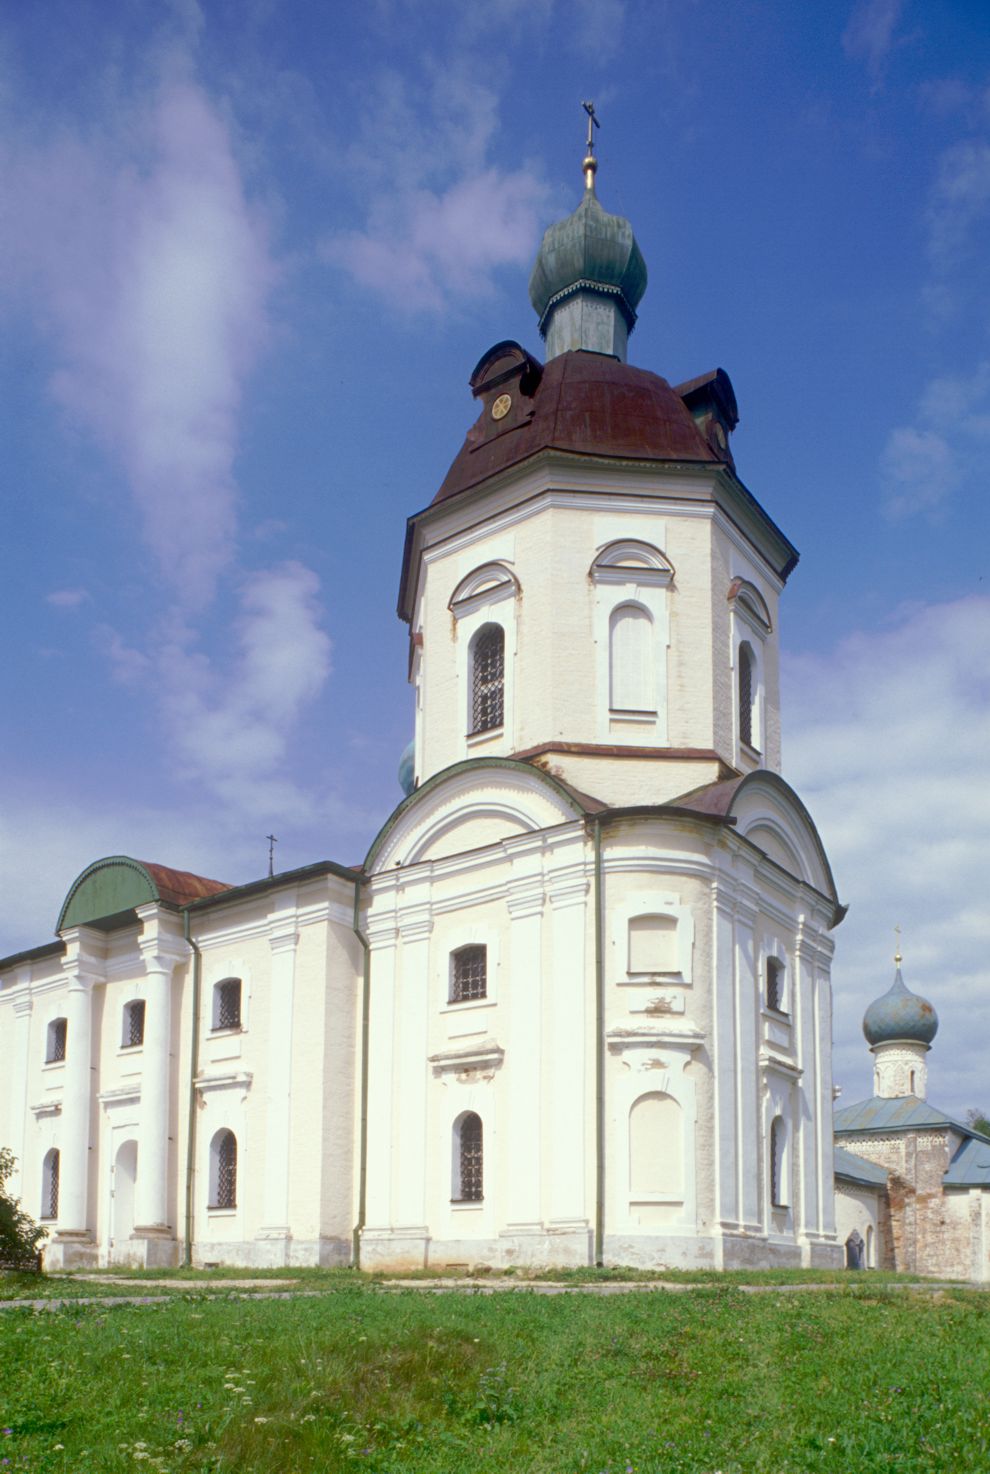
[0,1146,46,1268]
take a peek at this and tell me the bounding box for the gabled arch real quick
[591,539,674,584]
[728,576,772,633]
[721,770,845,924]
[449,561,519,616]
[364,757,592,874]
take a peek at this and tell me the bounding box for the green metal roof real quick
[944,1136,990,1188]
[833,1095,962,1135]
[833,1145,887,1188]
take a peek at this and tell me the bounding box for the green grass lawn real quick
[1,1282,989,1473]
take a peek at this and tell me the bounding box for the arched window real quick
[609,604,655,712]
[41,1149,60,1221]
[769,1116,786,1208]
[738,642,755,748]
[46,1018,67,1064]
[629,1093,683,1198]
[470,624,504,734]
[121,999,146,1048]
[212,978,242,1032]
[452,1112,483,1202]
[765,957,785,1013]
[209,1129,237,1210]
[450,945,487,1003]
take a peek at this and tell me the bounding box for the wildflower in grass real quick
[253,1417,269,1424]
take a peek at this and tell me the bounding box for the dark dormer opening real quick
[675,368,739,470]
[464,341,543,450]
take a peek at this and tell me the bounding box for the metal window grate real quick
[46,1018,67,1064]
[215,1132,237,1209]
[738,646,753,747]
[43,1151,59,1220]
[215,979,241,1031]
[459,1114,483,1202]
[124,1000,146,1048]
[451,945,487,1003]
[471,626,504,733]
[766,958,783,1013]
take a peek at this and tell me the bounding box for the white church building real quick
[1,140,854,1273]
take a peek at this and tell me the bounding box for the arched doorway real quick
[111,1139,138,1263]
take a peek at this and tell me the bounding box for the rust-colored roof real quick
[434,349,719,505]
[136,862,232,907]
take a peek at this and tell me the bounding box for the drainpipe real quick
[182,910,202,1268]
[593,816,606,1267]
[351,879,370,1270]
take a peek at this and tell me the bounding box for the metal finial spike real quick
[894,923,902,967]
[581,100,600,191]
[267,833,278,879]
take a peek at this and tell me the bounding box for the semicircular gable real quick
[726,771,842,919]
[365,758,589,873]
[58,856,160,931]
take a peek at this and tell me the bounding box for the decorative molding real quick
[195,1070,254,1097]
[30,1099,62,1118]
[98,1084,141,1109]
[606,1025,704,1053]
[759,1053,803,1083]
[429,1038,504,1081]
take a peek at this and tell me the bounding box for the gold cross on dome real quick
[582,100,600,154]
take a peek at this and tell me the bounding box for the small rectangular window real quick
[46,1018,67,1064]
[450,945,486,1003]
[213,978,242,1031]
[122,1000,146,1048]
[766,957,785,1013]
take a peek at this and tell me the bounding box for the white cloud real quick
[927,137,990,273]
[327,167,548,311]
[842,0,905,81]
[46,588,90,609]
[879,359,990,517]
[324,48,549,311]
[1,78,275,610]
[784,596,990,1118]
[160,561,332,815]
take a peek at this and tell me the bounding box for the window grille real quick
[42,1149,59,1220]
[214,978,242,1031]
[451,945,487,1003]
[213,1130,237,1209]
[471,625,504,733]
[738,644,754,748]
[766,958,784,1013]
[46,1018,67,1064]
[458,1113,483,1202]
[122,999,146,1048]
[770,1118,784,1208]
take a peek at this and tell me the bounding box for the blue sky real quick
[2,0,988,1114]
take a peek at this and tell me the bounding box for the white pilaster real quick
[733,895,760,1230]
[135,907,189,1238]
[505,870,545,1230]
[711,881,738,1232]
[547,875,590,1228]
[6,985,32,1196]
[393,884,432,1235]
[57,928,103,1239]
[259,917,299,1241]
[363,910,398,1232]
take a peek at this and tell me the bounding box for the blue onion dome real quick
[863,963,938,1046]
[528,165,647,336]
[398,739,416,798]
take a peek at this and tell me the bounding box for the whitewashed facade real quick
[0,157,849,1272]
